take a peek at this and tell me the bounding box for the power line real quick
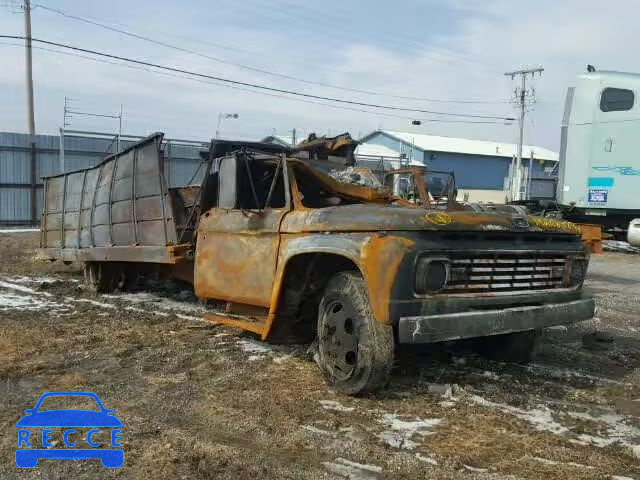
[0,40,508,126]
[35,2,359,79]
[211,0,504,80]
[0,34,514,121]
[239,0,489,69]
[34,3,510,105]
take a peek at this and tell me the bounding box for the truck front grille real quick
[445,253,567,294]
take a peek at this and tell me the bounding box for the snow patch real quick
[66,297,116,309]
[323,458,382,479]
[0,280,53,296]
[471,395,640,448]
[530,456,594,469]
[567,411,640,447]
[415,452,438,466]
[237,339,272,354]
[174,313,204,322]
[102,291,204,314]
[9,275,73,284]
[0,292,69,312]
[377,413,441,450]
[463,464,488,473]
[319,400,355,412]
[528,363,625,386]
[482,370,500,380]
[471,395,569,436]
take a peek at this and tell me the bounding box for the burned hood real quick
[281,204,581,234]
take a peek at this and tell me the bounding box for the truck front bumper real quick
[397,297,595,344]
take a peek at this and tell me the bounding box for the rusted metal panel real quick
[195,209,287,308]
[37,244,193,264]
[39,133,183,263]
[359,234,415,324]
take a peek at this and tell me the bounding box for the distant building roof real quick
[261,135,300,147]
[354,143,424,166]
[360,130,559,162]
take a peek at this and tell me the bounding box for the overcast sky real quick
[0,0,637,150]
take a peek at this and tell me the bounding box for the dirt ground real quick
[1,230,639,480]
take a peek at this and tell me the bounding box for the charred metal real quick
[38,133,595,394]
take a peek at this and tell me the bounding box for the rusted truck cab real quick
[195,149,594,395]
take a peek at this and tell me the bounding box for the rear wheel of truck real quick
[476,329,542,364]
[112,263,139,292]
[83,262,115,293]
[317,271,394,395]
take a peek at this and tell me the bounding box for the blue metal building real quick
[357,130,558,200]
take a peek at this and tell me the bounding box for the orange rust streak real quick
[360,235,414,325]
[263,233,308,338]
[195,232,279,307]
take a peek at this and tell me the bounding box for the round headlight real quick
[415,259,448,293]
[569,259,587,286]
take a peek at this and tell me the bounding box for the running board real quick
[204,312,267,335]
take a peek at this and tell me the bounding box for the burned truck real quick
[39,133,595,395]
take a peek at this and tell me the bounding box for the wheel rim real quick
[321,300,359,381]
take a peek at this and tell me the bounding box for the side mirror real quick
[104,408,115,414]
[24,409,34,414]
[217,155,238,209]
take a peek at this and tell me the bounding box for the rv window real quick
[600,88,634,112]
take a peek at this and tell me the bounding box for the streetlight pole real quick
[216,113,239,139]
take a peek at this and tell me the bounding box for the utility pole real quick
[504,66,543,201]
[24,0,35,136]
[291,128,296,147]
[24,0,38,224]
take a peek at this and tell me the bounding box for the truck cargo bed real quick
[39,133,198,264]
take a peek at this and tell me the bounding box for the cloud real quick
[1,0,638,150]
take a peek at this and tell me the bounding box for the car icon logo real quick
[15,391,123,468]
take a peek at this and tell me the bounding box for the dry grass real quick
[48,372,87,391]
[427,400,640,480]
[2,234,640,479]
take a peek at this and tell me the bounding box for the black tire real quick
[317,271,394,395]
[112,263,140,292]
[475,329,541,364]
[83,262,115,293]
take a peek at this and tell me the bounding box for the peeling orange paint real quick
[360,235,415,324]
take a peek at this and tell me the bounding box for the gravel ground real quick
[1,231,639,479]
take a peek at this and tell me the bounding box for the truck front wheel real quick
[317,271,394,395]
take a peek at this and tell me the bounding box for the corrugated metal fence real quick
[0,130,208,225]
